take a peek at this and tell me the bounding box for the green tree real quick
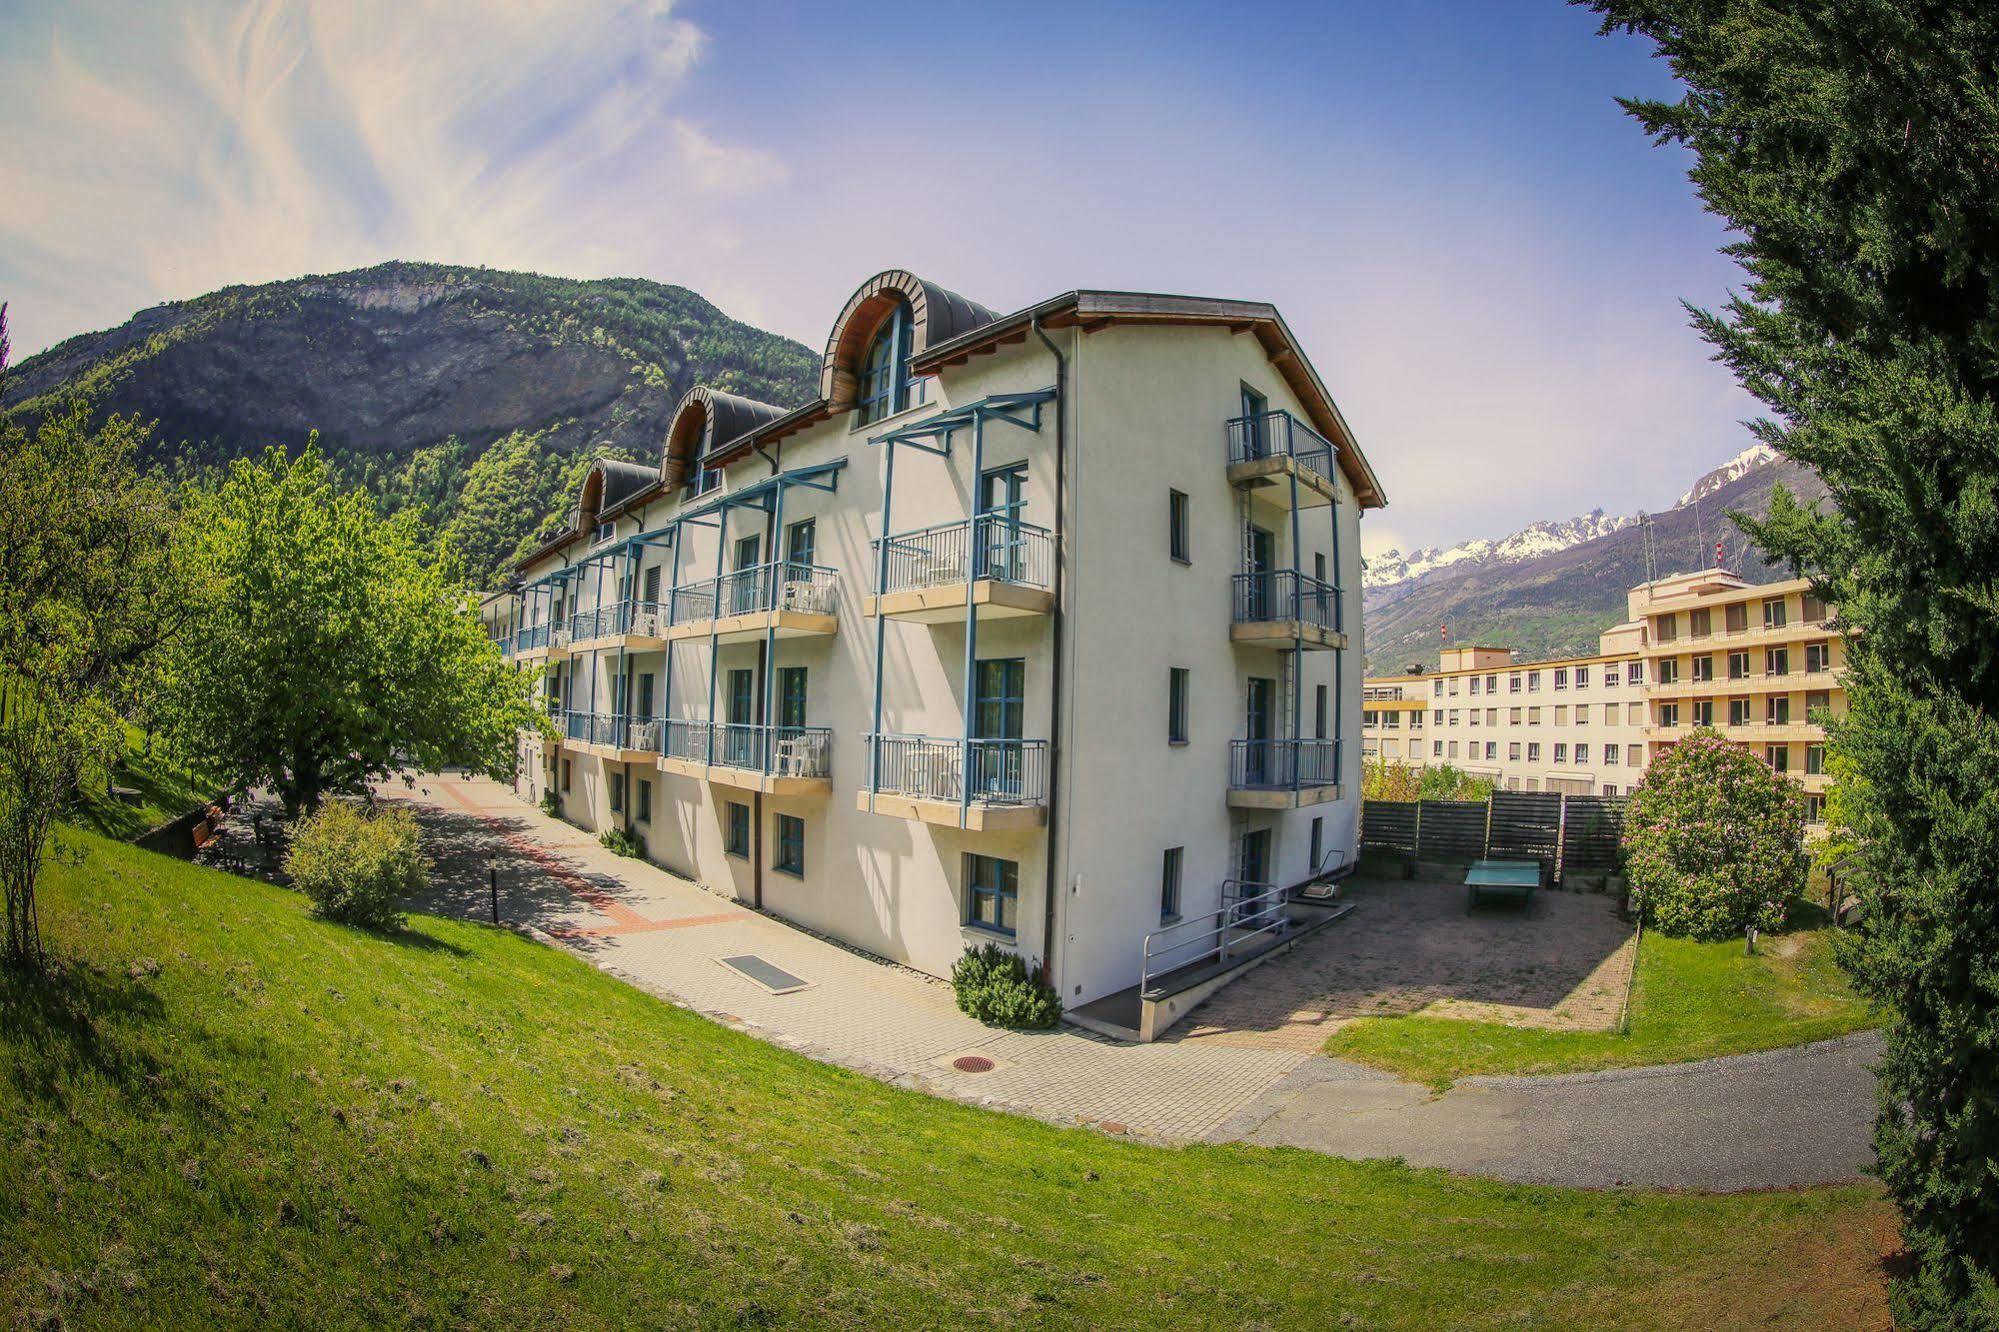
[160,443,546,815]
[0,366,184,965]
[1622,729,1806,941]
[1585,2,1999,1318]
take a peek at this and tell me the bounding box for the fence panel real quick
[1360,800,1419,859]
[1415,799,1487,865]
[1488,791,1562,877]
[1562,795,1628,873]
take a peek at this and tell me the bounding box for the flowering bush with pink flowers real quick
[1622,728,1807,941]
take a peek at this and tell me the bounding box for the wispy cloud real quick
[0,0,781,355]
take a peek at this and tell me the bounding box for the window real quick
[785,518,817,571]
[1629,746,1643,767]
[1528,671,1542,692]
[1603,702,1618,725]
[642,565,662,606]
[1528,707,1542,725]
[725,802,750,857]
[1605,668,1619,689]
[1486,708,1498,726]
[1575,744,1590,765]
[1806,794,1826,823]
[1577,705,1590,725]
[1806,641,1832,673]
[1767,695,1791,725]
[1657,658,1680,685]
[1484,742,1497,760]
[1690,607,1711,638]
[1763,597,1788,629]
[1168,668,1190,744]
[1433,679,1444,697]
[1409,711,1423,730]
[1468,676,1480,697]
[1168,490,1191,563]
[1509,742,1522,760]
[1659,702,1680,727]
[1554,668,1569,691]
[1691,699,1714,726]
[779,666,809,730]
[1627,661,1644,685]
[966,854,1018,936]
[1766,745,1790,773]
[1469,709,1480,727]
[1604,743,1621,765]
[1692,655,1714,683]
[1432,709,1444,725]
[1486,674,1499,694]
[593,520,614,545]
[1448,678,1459,696]
[1729,697,1753,726]
[1802,591,1828,623]
[1575,666,1590,688]
[1448,741,1459,759]
[1655,614,1678,643]
[774,814,805,876]
[857,300,916,424]
[1554,743,1569,764]
[1509,707,1522,725]
[1362,710,1378,729]
[561,758,572,792]
[1554,706,1569,726]
[1766,647,1790,676]
[1433,740,1444,758]
[1807,690,1832,718]
[637,778,652,823]
[609,772,625,814]
[1728,650,1750,680]
[1527,742,1542,761]
[1725,601,1748,633]
[1316,685,1330,740]
[1310,819,1324,872]
[1317,553,1330,586]
[1509,673,1522,694]
[1806,743,1825,775]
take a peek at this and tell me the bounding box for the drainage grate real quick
[717,955,811,994]
[952,1055,995,1074]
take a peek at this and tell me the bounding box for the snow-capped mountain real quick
[1363,510,1634,591]
[1676,442,1779,508]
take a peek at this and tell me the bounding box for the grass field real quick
[1325,910,1876,1089]
[66,724,220,842]
[1,833,1894,1329]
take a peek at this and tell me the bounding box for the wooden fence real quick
[1359,792,1628,886]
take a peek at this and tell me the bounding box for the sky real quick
[0,0,1761,558]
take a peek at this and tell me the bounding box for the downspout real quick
[1032,314,1067,992]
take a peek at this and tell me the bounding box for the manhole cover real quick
[952,1055,996,1074]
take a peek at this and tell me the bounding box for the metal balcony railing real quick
[665,562,839,628]
[710,723,833,779]
[871,514,1053,596]
[1230,569,1342,633]
[864,734,1048,805]
[663,717,714,764]
[516,624,550,652]
[563,710,617,746]
[1229,738,1341,790]
[621,717,663,755]
[1225,409,1336,483]
[1141,879,1290,989]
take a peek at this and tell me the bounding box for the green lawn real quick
[1325,911,1877,1089]
[67,724,222,842]
[1,834,1893,1330]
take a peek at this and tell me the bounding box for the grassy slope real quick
[1325,919,1876,1089]
[2,834,1893,1330]
[68,725,220,843]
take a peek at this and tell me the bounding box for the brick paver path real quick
[1174,879,1637,1053]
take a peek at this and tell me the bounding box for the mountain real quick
[1362,446,1826,671]
[3,262,820,585]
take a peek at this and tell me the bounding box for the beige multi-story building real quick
[1360,566,1846,819]
[479,269,1385,1028]
[1362,632,1650,795]
[1631,568,1843,821]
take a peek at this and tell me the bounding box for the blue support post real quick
[761,482,786,775]
[869,442,896,811]
[705,505,727,766]
[959,413,985,830]
[1289,463,1304,791]
[663,526,682,749]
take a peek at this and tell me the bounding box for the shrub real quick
[950,943,1061,1029]
[284,800,430,930]
[599,826,645,859]
[1361,757,1495,804]
[1622,728,1806,941]
[539,790,560,818]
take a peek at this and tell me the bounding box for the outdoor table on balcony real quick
[1465,859,1541,911]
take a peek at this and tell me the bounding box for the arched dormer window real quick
[856,299,918,425]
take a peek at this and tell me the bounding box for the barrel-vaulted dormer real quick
[662,385,790,491]
[819,270,998,422]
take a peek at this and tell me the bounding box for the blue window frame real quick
[724,801,750,857]
[974,658,1025,742]
[966,853,1018,936]
[785,517,816,571]
[1160,847,1183,923]
[778,666,808,730]
[857,300,915,424]
[773,814,805,876]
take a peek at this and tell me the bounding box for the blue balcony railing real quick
[711,724,833,779]
[864,734,1048,806]
[871,514,1052,597]
[1225,409,1336,483]
[1230,570,1342,634]
[563,710,617,746]
[666,562,839,629]
[1229,738,1341,791]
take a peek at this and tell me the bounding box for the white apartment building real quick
[1362,633,1650,795]
[481,270,1385,1024]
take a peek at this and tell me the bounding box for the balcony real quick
[665,562,839,643]
[1230,570,1346,650]
[570,600,671,651]
[513,623,553,659]
[1646,669,1840,699]
[864,515,1055,623]
[1225,410,1340,509]
[560,710,619,756]
[857,734,1049,831]
[655,719,833,796]
[1227,738,1342,809]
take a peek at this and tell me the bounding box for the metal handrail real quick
[1141,879,1290,990]
[621,717,663,754]
[1225,409,1335,480]
[863,733,1049,805]
[1230,737,1341,790]
[1230,569,1342,633]
[710,723,834,778]
[870,514,1053,595]
[562,710,617,745]
[663,718,714,764]
[666,562,840,626]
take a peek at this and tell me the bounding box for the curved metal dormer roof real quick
[818,270,1000,411]
[663,385,790,487]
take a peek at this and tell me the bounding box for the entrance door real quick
[1244,525,1276,621]
[1239,828,1271,887]
[732,534,762,614]
[725,668,756,766]
[1244,676,1275,785]
[777,666,807,730]
[972,657,1026,798]
[976,465,1027,582]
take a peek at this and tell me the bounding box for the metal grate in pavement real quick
[718,954,811,995]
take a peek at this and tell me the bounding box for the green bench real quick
[1465,858,1541,911]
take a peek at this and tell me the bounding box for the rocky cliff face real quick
[5,261,820,584]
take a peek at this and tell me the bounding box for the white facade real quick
[483,272,1385,1012]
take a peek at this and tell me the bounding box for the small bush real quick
[1623,728,1807,941]
[539,790,560,818]
[285,800,430,930]
[951,943,1061,1029]
[599,826,645,859]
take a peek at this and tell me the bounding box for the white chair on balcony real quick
[773,736,816,779]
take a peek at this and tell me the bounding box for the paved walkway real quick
[381,773,1880,1190]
